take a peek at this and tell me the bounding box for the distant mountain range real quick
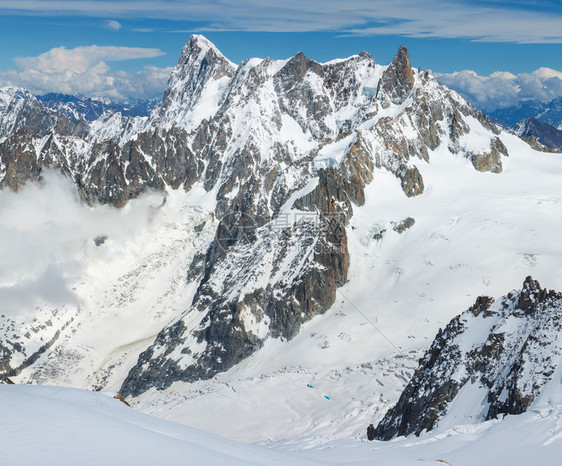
[489,97,562,129]
[513,117,562,152]
[486,98,562,152]
[36,93,159,122]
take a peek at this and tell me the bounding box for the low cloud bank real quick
[436,67,562,112]
[0,45,172,101]
[0,172,164,314]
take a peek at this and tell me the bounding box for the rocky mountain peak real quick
[513,117,562,152]
[1,37,513,399]
[179,34,233,67]
[374,277,562,440]
[278,51,323,81]
[377,45,415,105]
[151,35,237,130]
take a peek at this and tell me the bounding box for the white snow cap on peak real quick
[180,34,236,67]
[0,86,32,97]
[189,34,218,51]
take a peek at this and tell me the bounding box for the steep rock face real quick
[149,35,236,131]
[377,46,414,105]
[0,36,512,395]
[0,127,199,207]
[374,277,562,440]
[470,136,509,173]
[513,117,562,152]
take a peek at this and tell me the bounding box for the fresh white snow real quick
[2,382,562,465]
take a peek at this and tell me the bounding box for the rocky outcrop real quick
[377,46,415,105]
[0,87,65,140]
[392,217,415,233]
[470,137,508,173]
[374,277,562,440]
[149,35,236,131]
[513,117,562,152]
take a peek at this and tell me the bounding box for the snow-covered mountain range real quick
[1,34,562,449]
[513,117,562,152]
[490,96,562,129]
[36,93,158,122]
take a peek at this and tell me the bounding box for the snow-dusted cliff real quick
[374,277,562,439]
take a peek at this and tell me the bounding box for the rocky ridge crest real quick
[374,277,562,440]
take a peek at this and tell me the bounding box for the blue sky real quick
[0,0,561,110]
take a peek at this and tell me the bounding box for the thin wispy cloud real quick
[0,45,170,100]
[0,0,561,43]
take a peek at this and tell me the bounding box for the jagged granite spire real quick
[377,45,415,105]
[374,276,562,440]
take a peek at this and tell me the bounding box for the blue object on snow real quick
[324,395,330,400]
[307,384,314,388]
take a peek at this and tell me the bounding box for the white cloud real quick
[436,68,562,111]
[0,45,170,100]
[0,171,165,314]
[105,19,122,31]
[0,1,561,43]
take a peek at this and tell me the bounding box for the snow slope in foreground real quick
[0,384,308,465]
[275,356,562,465]
[2,383,561,465]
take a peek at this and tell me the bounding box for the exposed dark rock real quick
[513,117,562,152]
[94,235,107,246]
[470,137,508,173]
[377,46,415,105]
[400,166,424,197]
[374,277,562,440]
[392,217,415,234]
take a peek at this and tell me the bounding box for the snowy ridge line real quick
[374,276,562,440]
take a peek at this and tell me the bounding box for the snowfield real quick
[3,127,562,452]
[0,384,308,465]
[2,381,561,465]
